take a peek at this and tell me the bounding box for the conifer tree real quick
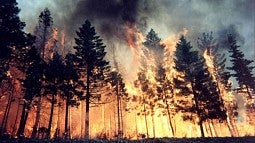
[73,20,111,138]
[61,53,83,139]
[0,0,34,82]
[174,36,227,137]
[198,33,238,136]
[17,47,43,137]
[228,35,255,98]
[227,35,255,126]
[31,8,54,138]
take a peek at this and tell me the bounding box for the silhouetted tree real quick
[31,8,54,138]
[17,47,43,137]
[61,53,83,139]
[174,36,227,137]
[0,0,34,137]
[227,34,255,98]
[109,47,128,139]
[227,34,255,126]
[73,20,111,138]
[34,8,53,60]
[43,53,65,138]
[198,32,238,137]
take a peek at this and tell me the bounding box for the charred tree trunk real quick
[31,96,42,138]
[12,99,21,135]
[64,93,70,139]
[85,71,90,139]
[191,82,205,137]
[47,94,55,138]
[17,102,30,137]
[0,84,13,135]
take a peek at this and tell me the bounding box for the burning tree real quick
[227,35,255,128]
[198,32,238,137]
[17,47,43,137]
[134,29,173,138]
[0,0,35,137]
[73,20,111,138]
[108,46,128,139]
[173,36,227,137]
[61,53,83,139]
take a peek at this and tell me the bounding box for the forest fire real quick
[1,0,255,142]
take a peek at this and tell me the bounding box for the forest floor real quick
[0,137,255,143]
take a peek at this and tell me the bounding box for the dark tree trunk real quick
[191,82,205,137]
[17,102,29,137]
[47,94,55,138]
[12,99,21,135]
[85,71,90,139]
[31,96,42,138]
[64,93,70,139]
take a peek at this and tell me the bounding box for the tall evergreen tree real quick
[0,0,33,82]
[198,33,238,136]
[227,35,255,98]
[227,35,255,126]
[173,36,226,137]
[17,47,43,137]
[31,8,54,138]
[0,0,34,137]
[34,8,53,60]
[109,47,128,140]
[61,53,82,139]
[73,20,111,138]
[43,53,65,138]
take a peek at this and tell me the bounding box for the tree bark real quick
[85,71,90,139]
[47,94,55,138]
[31,96,42,138]
[17,102,29,137]
[64,93,70,139]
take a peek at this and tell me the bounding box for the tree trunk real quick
[17,102,30,137]
[166,102,175,137]
[12,99,21,135]
[191,82,205,137]
[31,96,42,138]
[116,81,122,140]
[0,85,13,135]
[47,94,55,138]
[85,72,90,139]
[151,114,155,138]
[142,94,149,138]
[64,93,70,139]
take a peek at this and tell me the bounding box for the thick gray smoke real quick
[18,0,255,56]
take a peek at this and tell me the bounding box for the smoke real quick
[63,0,158,40]
[17,0,255,60]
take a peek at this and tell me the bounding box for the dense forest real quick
[0,0,255,140]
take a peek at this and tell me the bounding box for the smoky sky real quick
[17,0,255,55]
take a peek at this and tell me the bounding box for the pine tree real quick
[227,34,255,126]
[173,36,227,137]
[108,47,128,139]
[228,34,255,98]
[34,8,53,61]
[61,53,83,139]
[0,0,35,137]
[198,32,238,136]
[0,0,34,82]
[43,53,65,138]
[73,20,111,138]
[17,47,43,137]
[31,8,54,138]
